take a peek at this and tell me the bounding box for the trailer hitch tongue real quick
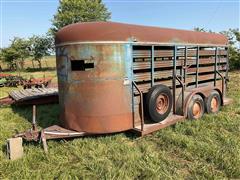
[13,129,40,141]
[14,105,49,153]
[8,105,88,155]
[13,105,40,141]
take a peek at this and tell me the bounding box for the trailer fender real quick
[183,92,206,117]
[213,88,224,105]
[183,87,223,117]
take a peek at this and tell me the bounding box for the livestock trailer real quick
[55,21,232,136]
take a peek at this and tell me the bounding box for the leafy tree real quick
[194,27,240,70]
[221,29,240,45]
[220,29,240,70]
[0,47,19,70]
[0,37,30,70]
[50,0,111,34]
[29,35,53,69]
[10,37,30,69]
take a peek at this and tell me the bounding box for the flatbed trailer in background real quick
[0,88,58,105]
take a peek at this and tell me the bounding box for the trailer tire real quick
[205,90,221,114]
[187,94,204,120]
[146,85,172,123]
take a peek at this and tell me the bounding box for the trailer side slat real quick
[133,73,225,94]
[133,58,227,70]
[133,66,226,82]
[132,49,227,58]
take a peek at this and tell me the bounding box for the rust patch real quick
[55,22,228,46]
[56,44,133,133]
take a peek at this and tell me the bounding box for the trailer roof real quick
[55,22,228,46]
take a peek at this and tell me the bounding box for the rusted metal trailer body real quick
[55,22,231,136]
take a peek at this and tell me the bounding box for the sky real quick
[0,0,239,48]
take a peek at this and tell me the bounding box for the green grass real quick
[0,71,239,179]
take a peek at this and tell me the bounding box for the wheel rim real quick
[211,96,219,112]
[156,93,169,114]
[192,101,202,119]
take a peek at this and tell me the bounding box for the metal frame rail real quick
[226,46,229,82]
[173,46,177,114]
[225,46,229,90]
[196,46,199,88]
[214,47,218,86]
[216,70,225,98]
[151,45,155,87]
[175,75,185,115]
[132,81,144,131]
[184,46,187,86]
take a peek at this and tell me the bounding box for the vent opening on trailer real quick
[71,60,94,71]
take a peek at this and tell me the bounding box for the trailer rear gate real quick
[132,45,228,130]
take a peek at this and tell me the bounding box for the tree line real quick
[0,35,53,70]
